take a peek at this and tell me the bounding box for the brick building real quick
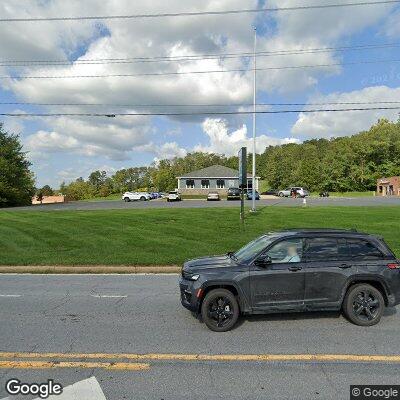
[377,176,400,196]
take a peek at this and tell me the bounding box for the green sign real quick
[238,147,247,189]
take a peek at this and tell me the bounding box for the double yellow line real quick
[0,360,149,371]
[1,351,400,370]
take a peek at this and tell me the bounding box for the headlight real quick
[182,270,200,281]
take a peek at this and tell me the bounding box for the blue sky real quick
[1,0,400,188]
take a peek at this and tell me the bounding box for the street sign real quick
[238,147,247,189]
[238,147,247,226]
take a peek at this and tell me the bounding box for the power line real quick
[1,101,400,108]
[0,1,399,22]
[1,42,399,66]
[1,58,400,79]
[2,106,400,117]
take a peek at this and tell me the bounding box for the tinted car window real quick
[234,235,277,263]
[348,239,383,260]
[265,238,303,263]
[305,238,343,261]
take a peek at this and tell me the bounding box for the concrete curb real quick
[0,265,181,274]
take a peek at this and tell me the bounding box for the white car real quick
[122,192,151,202]
[167,191,182,202]
[207,192,220,201]
[278,187,309,198]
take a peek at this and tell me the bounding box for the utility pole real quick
[251,26,257,212]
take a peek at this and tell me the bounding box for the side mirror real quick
[254,255,272,268]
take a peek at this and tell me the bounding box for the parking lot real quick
[3,196,400,212]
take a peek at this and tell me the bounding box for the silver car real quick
[167,191,182,202]
[207,192,220,201]
[278,187,309,198]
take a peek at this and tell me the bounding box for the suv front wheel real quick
[343,283,384,326]
[201,289,239,332]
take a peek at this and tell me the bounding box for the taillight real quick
[387,263,400,269]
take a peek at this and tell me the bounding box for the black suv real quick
[227,187,241,200]
[179,229,400,332]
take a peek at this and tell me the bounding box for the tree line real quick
[1,119,399,206]
[57,118,400,199]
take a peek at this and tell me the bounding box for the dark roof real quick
[178,165,254,178]
[276,228,374,237]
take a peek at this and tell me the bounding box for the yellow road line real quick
[1,352,400,363]
[0,360,149,371]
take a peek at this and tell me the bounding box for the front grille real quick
[180,287,191,304]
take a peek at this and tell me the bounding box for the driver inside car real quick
[281,244,300,263]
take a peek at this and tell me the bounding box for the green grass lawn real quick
[310,191,375,197]
[0,206,399,265]
[81,193,122,202]
[327,191,376,197]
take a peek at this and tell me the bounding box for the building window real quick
[186,179,195,189]
[201,179,210,189]
[216,179,225,189]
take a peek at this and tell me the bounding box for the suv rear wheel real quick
[124,197,130,202]
[201,288,239,332]
[343,283,384,326]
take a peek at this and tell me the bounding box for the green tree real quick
[0,123,35,207]
[36,190,44,204]
[39,185,54,196]
[63,179,94,200]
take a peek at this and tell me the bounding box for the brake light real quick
[196,288,203,298]
[387,263,400,269]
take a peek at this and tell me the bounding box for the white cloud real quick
[196,118,299,156]
[291,85,400,137]
[0,0,398,166]
[24,115,151,160]
[384,10,400,37]
[256,0,396,93]
[57,164,117,182]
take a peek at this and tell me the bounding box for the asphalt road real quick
[3,196,400,212]
[1,275,400,399]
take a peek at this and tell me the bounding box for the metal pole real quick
[252,27,257,212]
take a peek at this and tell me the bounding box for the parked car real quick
[179,228,400,332]
[246,190,260,200]
[278,187,309,198]
[150,192,163,199]
[261,189,279,196]
[122,192,151,202]
[207,192,220,201]
[319,191,330,197]
[227,187,241,200]
[167,191,182,202]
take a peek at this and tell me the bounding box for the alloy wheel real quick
[207,296,234,328]
[352,289,380,321]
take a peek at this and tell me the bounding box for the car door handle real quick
[339,263,352,269]
[288,266,302,272]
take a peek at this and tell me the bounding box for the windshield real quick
[234,235,277,263]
